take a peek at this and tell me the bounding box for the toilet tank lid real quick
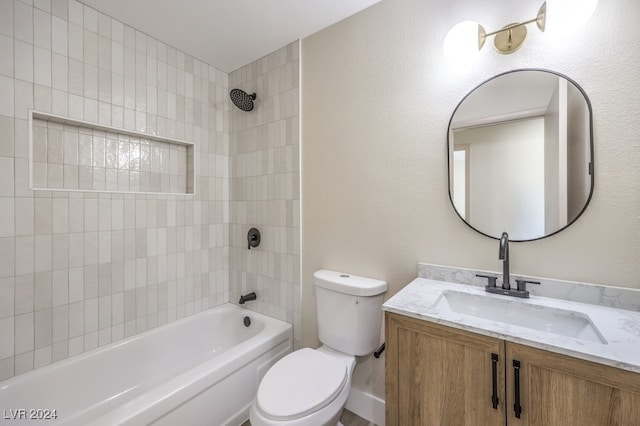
[313,269,387,296]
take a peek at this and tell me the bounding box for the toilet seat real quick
[255,348,348,421]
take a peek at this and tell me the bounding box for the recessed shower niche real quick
[29,110,195,195]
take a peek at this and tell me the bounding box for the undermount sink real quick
[433,290,608,344]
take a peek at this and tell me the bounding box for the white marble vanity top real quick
[383,277,640,373]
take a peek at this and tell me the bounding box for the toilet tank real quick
[314,270,387,356]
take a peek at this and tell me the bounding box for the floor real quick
[241,409,372,425]
[341,409,373,426]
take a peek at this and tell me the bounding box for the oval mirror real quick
[448,69,594,241]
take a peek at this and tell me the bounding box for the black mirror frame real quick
[446,68,595,242]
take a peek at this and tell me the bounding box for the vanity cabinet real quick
[385,312,640,426]
[506,342,640,425]
[385,312,505,425]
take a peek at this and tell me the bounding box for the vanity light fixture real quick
[443,0,598,58]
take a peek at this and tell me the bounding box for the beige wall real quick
[301,0,640,400]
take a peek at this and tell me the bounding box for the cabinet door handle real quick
[513,359,522,418]
[491,353,499,409]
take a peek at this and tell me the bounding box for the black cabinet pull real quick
[513,359,522,418]
[491,353,499,409]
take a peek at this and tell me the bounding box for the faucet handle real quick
[515,279,540,292]
[476,274,498,288]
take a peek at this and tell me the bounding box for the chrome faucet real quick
[499,232,510,290]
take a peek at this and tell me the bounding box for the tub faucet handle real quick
[247,228,261,250]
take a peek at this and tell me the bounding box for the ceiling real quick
[80,0,382,73]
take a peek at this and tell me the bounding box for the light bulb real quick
[545,0,598,36]
[443,21,486,61]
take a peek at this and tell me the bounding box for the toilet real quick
[249,269,387,426]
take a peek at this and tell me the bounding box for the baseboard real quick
[345,387,385,426]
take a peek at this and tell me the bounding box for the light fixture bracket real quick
[448,2,548,56]
[493,23,528,54]
[484,2,546,54]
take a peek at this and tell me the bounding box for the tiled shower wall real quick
[229,42,301,349]
[0,0,230,380]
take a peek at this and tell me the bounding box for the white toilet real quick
[249,269,387,426]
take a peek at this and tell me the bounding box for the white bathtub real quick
[0,303,292,425]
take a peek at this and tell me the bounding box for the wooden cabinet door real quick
[386,312,505,426]
[506,342,640,425]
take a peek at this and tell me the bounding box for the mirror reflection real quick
[448,69,594,241]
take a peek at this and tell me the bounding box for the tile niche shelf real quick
[28,110,196,195]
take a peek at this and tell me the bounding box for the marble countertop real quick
[383,278,640,373]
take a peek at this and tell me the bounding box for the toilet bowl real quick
[249,346,356,426]
[250,270,387,426]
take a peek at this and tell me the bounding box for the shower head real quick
[230,88,257,112]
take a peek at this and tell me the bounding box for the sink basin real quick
[433,290,607,344]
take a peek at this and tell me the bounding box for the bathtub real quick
[0,303,292,425]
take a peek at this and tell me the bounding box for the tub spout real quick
[239,292,257,304]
